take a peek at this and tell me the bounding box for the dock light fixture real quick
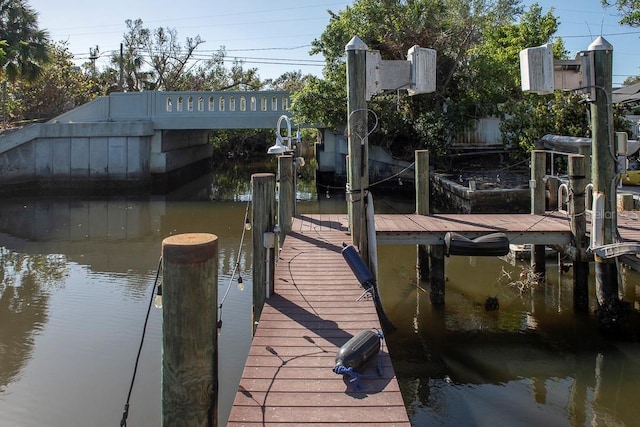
[267,115,293,155]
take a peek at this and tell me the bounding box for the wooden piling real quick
[568,154,589,310]
[278,155,294,246]
[589,37,619,308]
[346,36,369,257]
[547,176,559,211]
[415,150,430,282]
[531,150,546,281]
[162,233,218,427]
[252,173,276,328]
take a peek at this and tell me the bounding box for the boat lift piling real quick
[568,154,590,310]
[415,150,432,288]
[531,150,547,281]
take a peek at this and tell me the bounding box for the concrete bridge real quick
[0,90,291,193]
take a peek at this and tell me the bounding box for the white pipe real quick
[265,246,272,298]
[276,115,292,150]
[558,183,569,214]
[591,192,605,248]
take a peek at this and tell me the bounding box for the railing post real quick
[252,173,276,330]
[278,155,294,246]
[162,233,218,427]
[568,154,589,311]
[531,150,546,281]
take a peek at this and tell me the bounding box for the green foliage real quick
[209,129,275,161]
[291,73,346,130]
[109,19,206,91]
[291,0,564,160]
[176,47,263,91]
[0,0,50,82]
[264,70,308,92]
[6,41,94,122]
[602,0,640,26]
[466,4,565,111]
[500,92,591,156]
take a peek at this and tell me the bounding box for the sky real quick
[26,0,640,87]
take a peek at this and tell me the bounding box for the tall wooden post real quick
[568,154,589,310]
[589,36,619,307]
[252,173,275,328]
[415,150,430,282]
[278,155,294,247]
[162,233,218,427]
[531,150,546,281]
[346,36,369,261]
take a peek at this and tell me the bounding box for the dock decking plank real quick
[230,209,640,425]
[228,216,411,426]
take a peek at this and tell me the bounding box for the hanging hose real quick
[120,257,162,427]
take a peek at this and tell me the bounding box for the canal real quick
[0,165,639,426]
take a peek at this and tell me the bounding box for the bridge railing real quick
[158,91,290,115]
[49,90,293,129]
[107,91,290,119]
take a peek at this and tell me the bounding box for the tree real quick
[466,4,565,113]
[500,92,590,156]
[10,41,94,121]
[110,19,205,91]
[179,47,263,91]
[0,0,49,82]
[264,70,307,92]
[292,0,532,157]
[602,0,640,26]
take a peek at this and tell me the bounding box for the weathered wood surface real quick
[162,233,218,427]
[228,215,410,426]
[229,209,640,424]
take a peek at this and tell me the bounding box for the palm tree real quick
[0,0,50,82]
[0,0,49,123]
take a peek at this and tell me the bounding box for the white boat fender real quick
[333,329,384,390]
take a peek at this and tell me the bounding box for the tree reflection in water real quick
[0,249,68,393]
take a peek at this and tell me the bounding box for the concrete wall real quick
[0,90,293,192]
[431,173,529,213]
[0,122,154,187]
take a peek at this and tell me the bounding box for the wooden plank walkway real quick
[228,210,640,425]
[374,212,573,245]
[227,214,411,426]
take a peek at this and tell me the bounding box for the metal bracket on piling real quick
[590,243,640,260]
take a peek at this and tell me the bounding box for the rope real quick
[120,256,162,427]
[218,200,251,329]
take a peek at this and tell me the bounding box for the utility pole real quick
[589,36,619,309]
[119,43,124,92]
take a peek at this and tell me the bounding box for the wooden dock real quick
[228,210,640,425]
[227,214,411,426]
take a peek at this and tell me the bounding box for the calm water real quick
[1,168,640,426]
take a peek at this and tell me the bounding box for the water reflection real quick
[0,170,256,426]
[2,163,640,426]
[378,244,640,426]
[0,249,68,395]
